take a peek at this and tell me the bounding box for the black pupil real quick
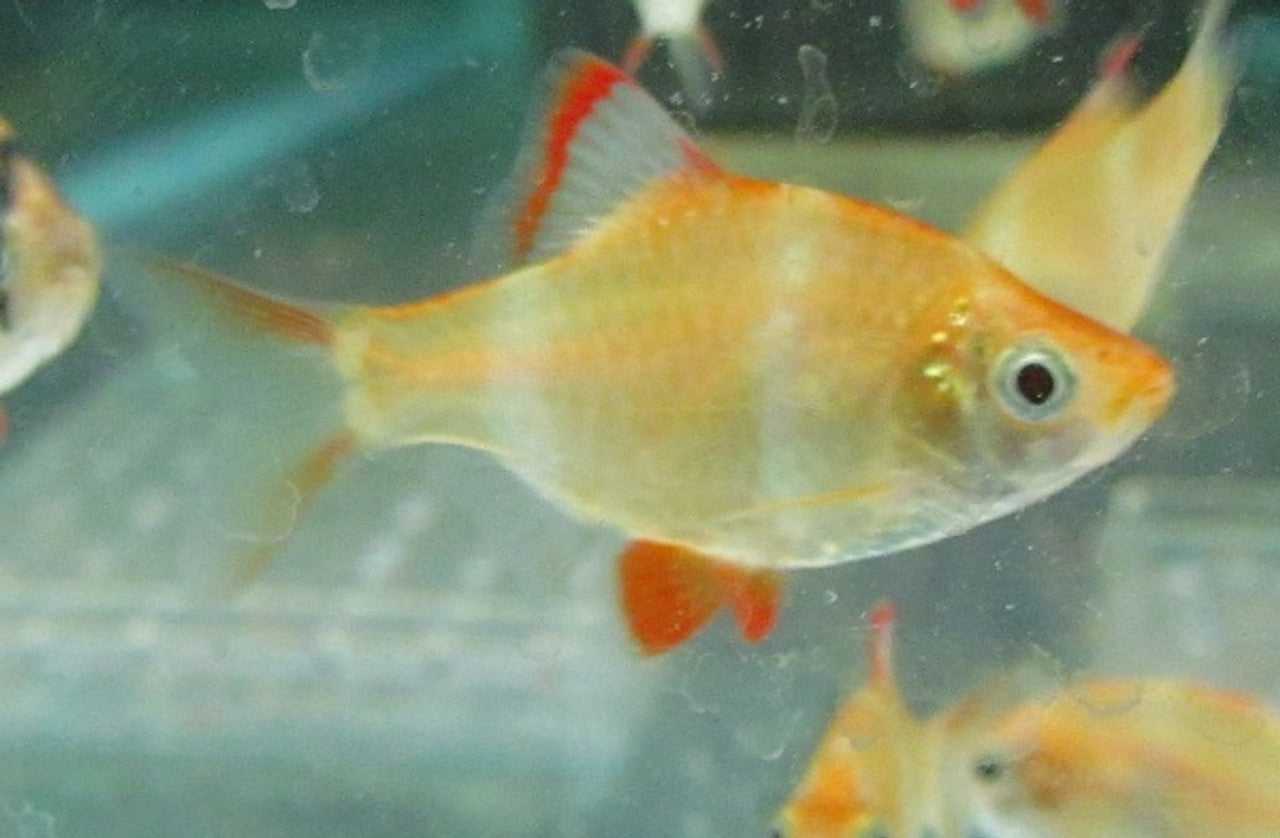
[1015,361,1055,406]
[974,758,1005,783]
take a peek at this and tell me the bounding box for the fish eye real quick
[992,340,1077,422]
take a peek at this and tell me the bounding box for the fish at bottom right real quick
[774,602,1280,837]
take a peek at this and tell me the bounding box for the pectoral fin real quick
[618,539,782,655]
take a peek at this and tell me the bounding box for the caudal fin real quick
[104,252,353,589]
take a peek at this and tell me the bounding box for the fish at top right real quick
[966,0,1237,333]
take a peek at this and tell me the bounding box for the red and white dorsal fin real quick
[471,50,719,273]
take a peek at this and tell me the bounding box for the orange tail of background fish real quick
[965,0,1235,332]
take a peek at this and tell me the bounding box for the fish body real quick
[775,604,1280,837]
[0,118,100,398]
[899,0,1057,79]
[951,679,1280,837]
[623,0,722,107]
[117,52,1172,653]
[343,169,1166,571]
[965,0,1234,332]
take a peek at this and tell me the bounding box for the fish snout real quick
[1105,344,1175,429]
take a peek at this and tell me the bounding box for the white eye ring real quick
[992,340,1077,422]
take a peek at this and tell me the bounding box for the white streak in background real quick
[796,44,838,144]
[264,0,297,9]
[59,6,514,238]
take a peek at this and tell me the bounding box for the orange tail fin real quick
[618,539,782,655]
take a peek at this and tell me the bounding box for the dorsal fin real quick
[471,49,719,274]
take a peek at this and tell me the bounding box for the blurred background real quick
[0,1,1277,835]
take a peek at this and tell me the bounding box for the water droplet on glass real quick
[281,160,320,213]
[302,27,379,93]
[796,44,839,144]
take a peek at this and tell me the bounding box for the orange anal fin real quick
[721,564,782,644]
[144,256,334,346]
[618,540,783,655]
[230,431,356,590]
[948,0,982,14]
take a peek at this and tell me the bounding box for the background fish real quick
[107,51,1172,655]
[0,118,101,426]
[898,0,1059,79]
[965,0,1235,332]
[623,0,723,108]
[775,603,1280,837]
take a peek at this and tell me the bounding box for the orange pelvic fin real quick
[469,50,721,274]
[229,430,356,589]
[618,539,782,655]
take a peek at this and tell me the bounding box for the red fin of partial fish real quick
[618,539,782,655]
[867,600,898,689]
[470,50,721,274]
[1015,0,1053,26]
[1099,32,1144,81]
[622,35,655,75]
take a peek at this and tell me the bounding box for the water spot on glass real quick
[810,0,834,13]
[11,0,104,34]
[302,27,379,93]
[895,55,942,98]
[1,804,56,838]
[280,160,320,213]
[824,588,838,604]
[796,45,838,145]
[264,0,296,8]
[130,486,174,534]
[679,652,716,714]
[868,14,883,29]
[732,706,802,761]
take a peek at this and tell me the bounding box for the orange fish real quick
[899,0,1058,79]
[0,117,101,438]
[112,52,1172,654]
[775,603,1280,837]
[965,0,1234,332]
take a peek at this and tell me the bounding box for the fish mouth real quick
[1105,353,1175,431]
